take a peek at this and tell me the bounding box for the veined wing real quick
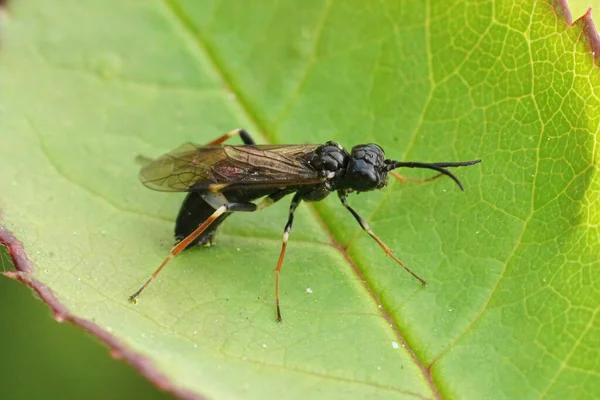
[139,143,323,192]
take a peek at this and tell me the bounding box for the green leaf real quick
[1,1,599,399]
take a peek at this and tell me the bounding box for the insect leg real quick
[255,190,292,211]
[337,191,427,285]
[205,128,255,146]
[129,202,257,302]
[175,192,232,248]
[389,171,443,188]
[274,192,302,322]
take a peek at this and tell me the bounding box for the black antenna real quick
[385,160,482,191]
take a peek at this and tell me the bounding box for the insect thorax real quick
[305,141,349,177]
[300,141,350,201]
[304,141,389,195]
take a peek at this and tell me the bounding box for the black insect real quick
[129,129,481,321]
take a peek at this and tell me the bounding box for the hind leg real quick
[175,192,231,249]
[205,128,255,146]
[174,128,257,249]
[131,202,257,302]
[175,190,290,250]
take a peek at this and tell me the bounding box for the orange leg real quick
[337,191,427,285]
[389,171,444,188]
[129,205,229,302]
[130,201,257,302]
[274,193,302,322]
[205,128,255,146]
[136,129,254,167]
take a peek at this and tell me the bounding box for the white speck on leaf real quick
[306,288,313,294]
[392,342,399,349]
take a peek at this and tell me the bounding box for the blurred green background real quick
[0,246,168,400]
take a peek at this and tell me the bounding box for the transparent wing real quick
[139,143,323,192]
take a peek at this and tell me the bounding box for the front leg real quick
[389,171,443,188]
[337,190,427,285]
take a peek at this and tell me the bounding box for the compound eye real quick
[364,169,380,187]
[348,159,381,191]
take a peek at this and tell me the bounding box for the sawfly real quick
[130,129,481,321]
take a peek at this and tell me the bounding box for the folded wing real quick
[139,143,323,192]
